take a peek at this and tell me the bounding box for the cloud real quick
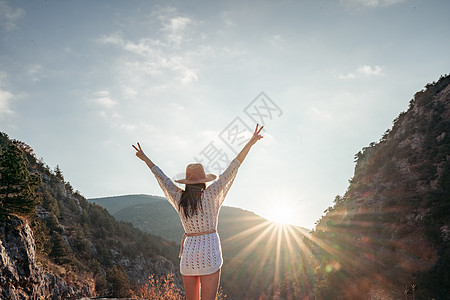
[340,0,405,9]
[97,13,199,89]
[0,88,14,117]
[163,16,192,45]
[357,65,383,75]
[98,32,125,46]
[94,90,117,109]
[0,71,14,118]
[96,6,250,98]
[337,65,384,79]
[151,6,193,46]
[180,69,198,84]
[0,0,24,31]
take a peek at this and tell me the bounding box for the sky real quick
[1,0,449,229]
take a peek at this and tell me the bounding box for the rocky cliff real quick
[1,219,93,299]
[311,74,450,299]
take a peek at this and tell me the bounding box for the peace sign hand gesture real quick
[248,124,264,146]
[132,142,145,160]
[132,142,156,168]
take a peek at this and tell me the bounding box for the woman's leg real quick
[182,275,200,300]
[200,269,221,300]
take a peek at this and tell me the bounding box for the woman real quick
[132,124,264,300]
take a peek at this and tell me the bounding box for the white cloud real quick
[0,71,14,118]
[357,65,383,75]
[165,16,191,45]
[97,23,199,89]
[341,0,405,9]
[94,90,117,109]
[165,16,191,32]
[0,0,24,31]
[337,65,384,79]
[0,88,14,116]
[152,7,193,46]
[98,32,125,46]
[180,69,198,84]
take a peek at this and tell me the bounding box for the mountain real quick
[90,194,167,215]
[0,133,181,299]
[310,75,450,299]
[90,195,275,243]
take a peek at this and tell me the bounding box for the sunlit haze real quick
[1,0,449,229]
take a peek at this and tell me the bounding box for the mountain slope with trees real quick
[310,74,450,299]
[0,133,180,299]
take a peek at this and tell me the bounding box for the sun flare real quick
[266,206,295,225]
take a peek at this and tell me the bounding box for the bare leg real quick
[200,269,221,300]
[182,275,200,300]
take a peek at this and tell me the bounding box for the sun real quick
[266,206,295,225]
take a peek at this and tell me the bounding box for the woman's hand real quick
[236,124,264,164]
[248,123,264,146]
[132,142,148,161]
[132,142,155,168]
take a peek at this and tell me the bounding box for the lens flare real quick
[266,206,295,225]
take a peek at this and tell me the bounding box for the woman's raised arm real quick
[132,142,155,169]
[236,124,264,164]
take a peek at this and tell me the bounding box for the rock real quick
[0,219,94,299]
[436,131,446,142]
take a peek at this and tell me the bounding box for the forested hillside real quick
[0,133,180,299]
[310,74,450,299]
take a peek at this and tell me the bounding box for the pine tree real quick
[0,143,41,221]
[106,264,132,297]
[54,165,64,181]
[49,234,70,264]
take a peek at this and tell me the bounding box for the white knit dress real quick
[151,158,241,276]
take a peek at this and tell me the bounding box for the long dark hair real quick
[178,182,206,218]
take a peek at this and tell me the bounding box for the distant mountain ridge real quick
[90,194,166,215]
[90,195,281,242]
[89,194,311,299]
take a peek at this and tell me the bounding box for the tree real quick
[106,264,132,297]
[49,234,71,264]
[0,143,41,221]
[54,165,64,181]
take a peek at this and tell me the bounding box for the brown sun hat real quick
[175,163,217,184]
